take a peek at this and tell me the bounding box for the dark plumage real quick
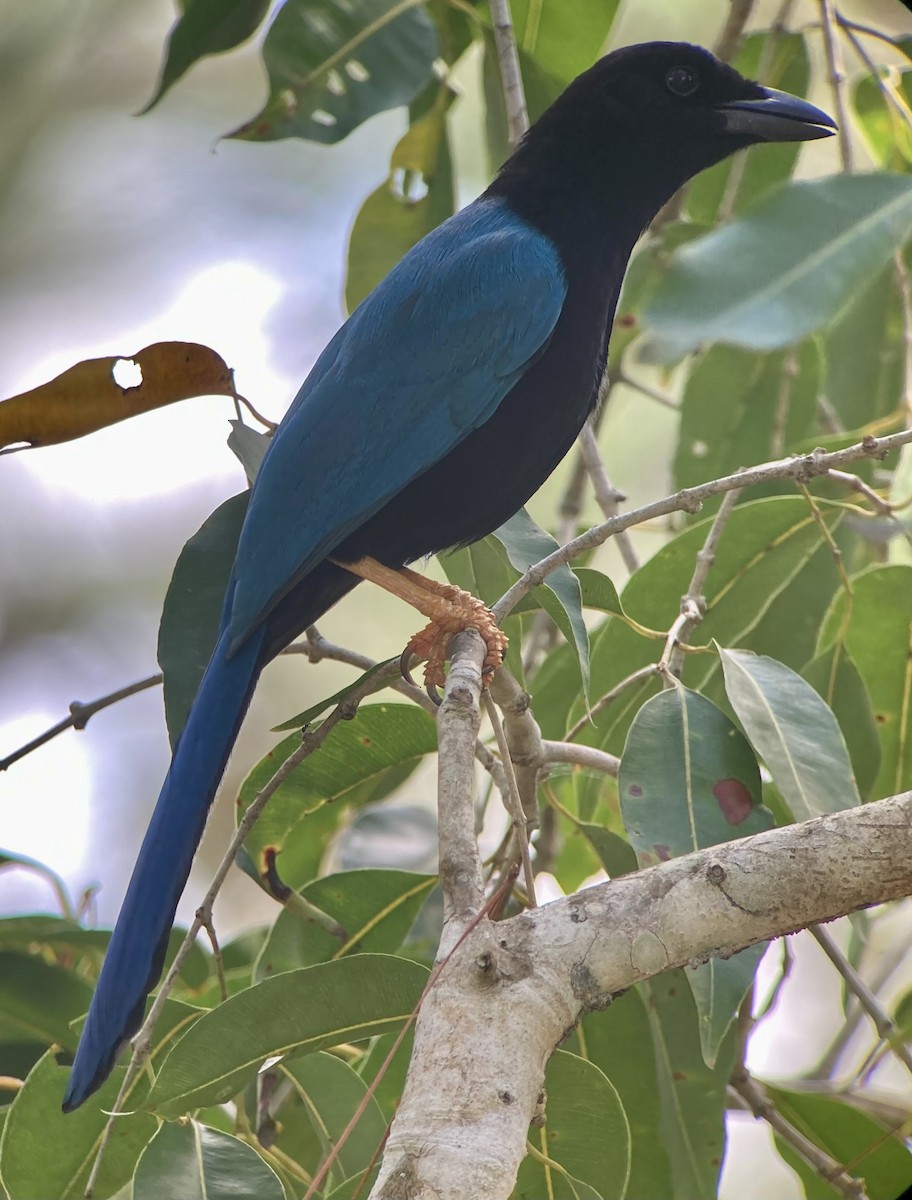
[62,41,834,1111]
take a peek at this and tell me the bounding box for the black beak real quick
[718,86,837,142]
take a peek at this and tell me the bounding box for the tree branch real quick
[493,430,912,622]
[368,767,912,1199]
[436,630,487,931]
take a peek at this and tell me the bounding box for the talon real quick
[425,680,442,706]
[399,646,419,688]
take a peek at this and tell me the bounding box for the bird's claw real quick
[403,603,508,693]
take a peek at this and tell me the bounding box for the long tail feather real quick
[62,626,264,1111]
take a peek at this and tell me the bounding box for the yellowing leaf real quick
[0,341,235,450]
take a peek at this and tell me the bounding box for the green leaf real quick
[229,0,438,145]
[272,658,398,731]
[720,648,862,819]
[802,645,882,801]
[345,82,456,311]
[644,972,734,1200]
[823,258,906,428]
[644,174,912,358]
[226,419,270,484]
[0,917,208,995]
[768,1087,912,1200]
[280,1052,387,1180]
[686,33,811,223]
[141,0,272,114]
[355,1027,414,1121]
[255,868,436,979]
[585,497,844,757]
[513,1050,629,1200]
[673,342,818,513]
[495,508,590,701]
[818,565,912,799]
[238,703,438,892]
[619,687,768,866]
[854,67,912,170]
[146,954,427,1115]
[0,1051,157,1200]
[569,992,672,1200]
[158,491,248,746]
[509,0,619,86]
[618,687,769,1065]
[577,824,637,878]
[0,952,93,1051]
[133,1121,284,1200]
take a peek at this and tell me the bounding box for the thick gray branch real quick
[369,792,912,1200]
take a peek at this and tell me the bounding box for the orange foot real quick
[402,582,509,689]
[330,556,508,690]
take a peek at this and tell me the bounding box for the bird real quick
[62,41,835,1112]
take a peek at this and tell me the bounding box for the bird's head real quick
[590,41,835,150]
[494,41,835,233]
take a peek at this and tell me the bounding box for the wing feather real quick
[228,198,566,648]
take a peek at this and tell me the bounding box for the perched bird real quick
[62,41,834,1111]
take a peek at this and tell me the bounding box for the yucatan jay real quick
[63,41,835,1111]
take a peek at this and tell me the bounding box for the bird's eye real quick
[665,65,699,97]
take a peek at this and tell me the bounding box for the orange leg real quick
[329,556,508,688]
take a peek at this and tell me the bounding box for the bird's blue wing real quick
[227,197,567,649]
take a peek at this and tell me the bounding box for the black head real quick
[579,42,834,149]
[491,41,835,236]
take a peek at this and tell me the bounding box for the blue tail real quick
[62,626,264,1111]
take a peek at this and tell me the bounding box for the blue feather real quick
[62,623,264,1110]
[227,198,566,647]
[62,198,565,1112]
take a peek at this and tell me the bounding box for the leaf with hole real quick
[230,0,438,145]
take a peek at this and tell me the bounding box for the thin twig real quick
[578,423,640,573]
[615,369,678,412]
[730,1075,868,1199]
[199,911,228,1004]
[293,628,508,796]
[565,664,659,742]
[810,923,912,1084]
[836,16,906,47]
[483,690,537,905]
[541,741,620,776]
[488,667,544,824]
[0,673,163,772]
[819,0,854,171]
[814,929,912,1078]
[713,0,755,62]
[488,0,529,147]
[492,429,912,623]
[839,17,912,139]
[893,249,912,418]
[662,488,741,680]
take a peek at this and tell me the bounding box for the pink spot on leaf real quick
[713,778,752,824]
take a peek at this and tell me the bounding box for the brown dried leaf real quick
[0,341,235,450]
